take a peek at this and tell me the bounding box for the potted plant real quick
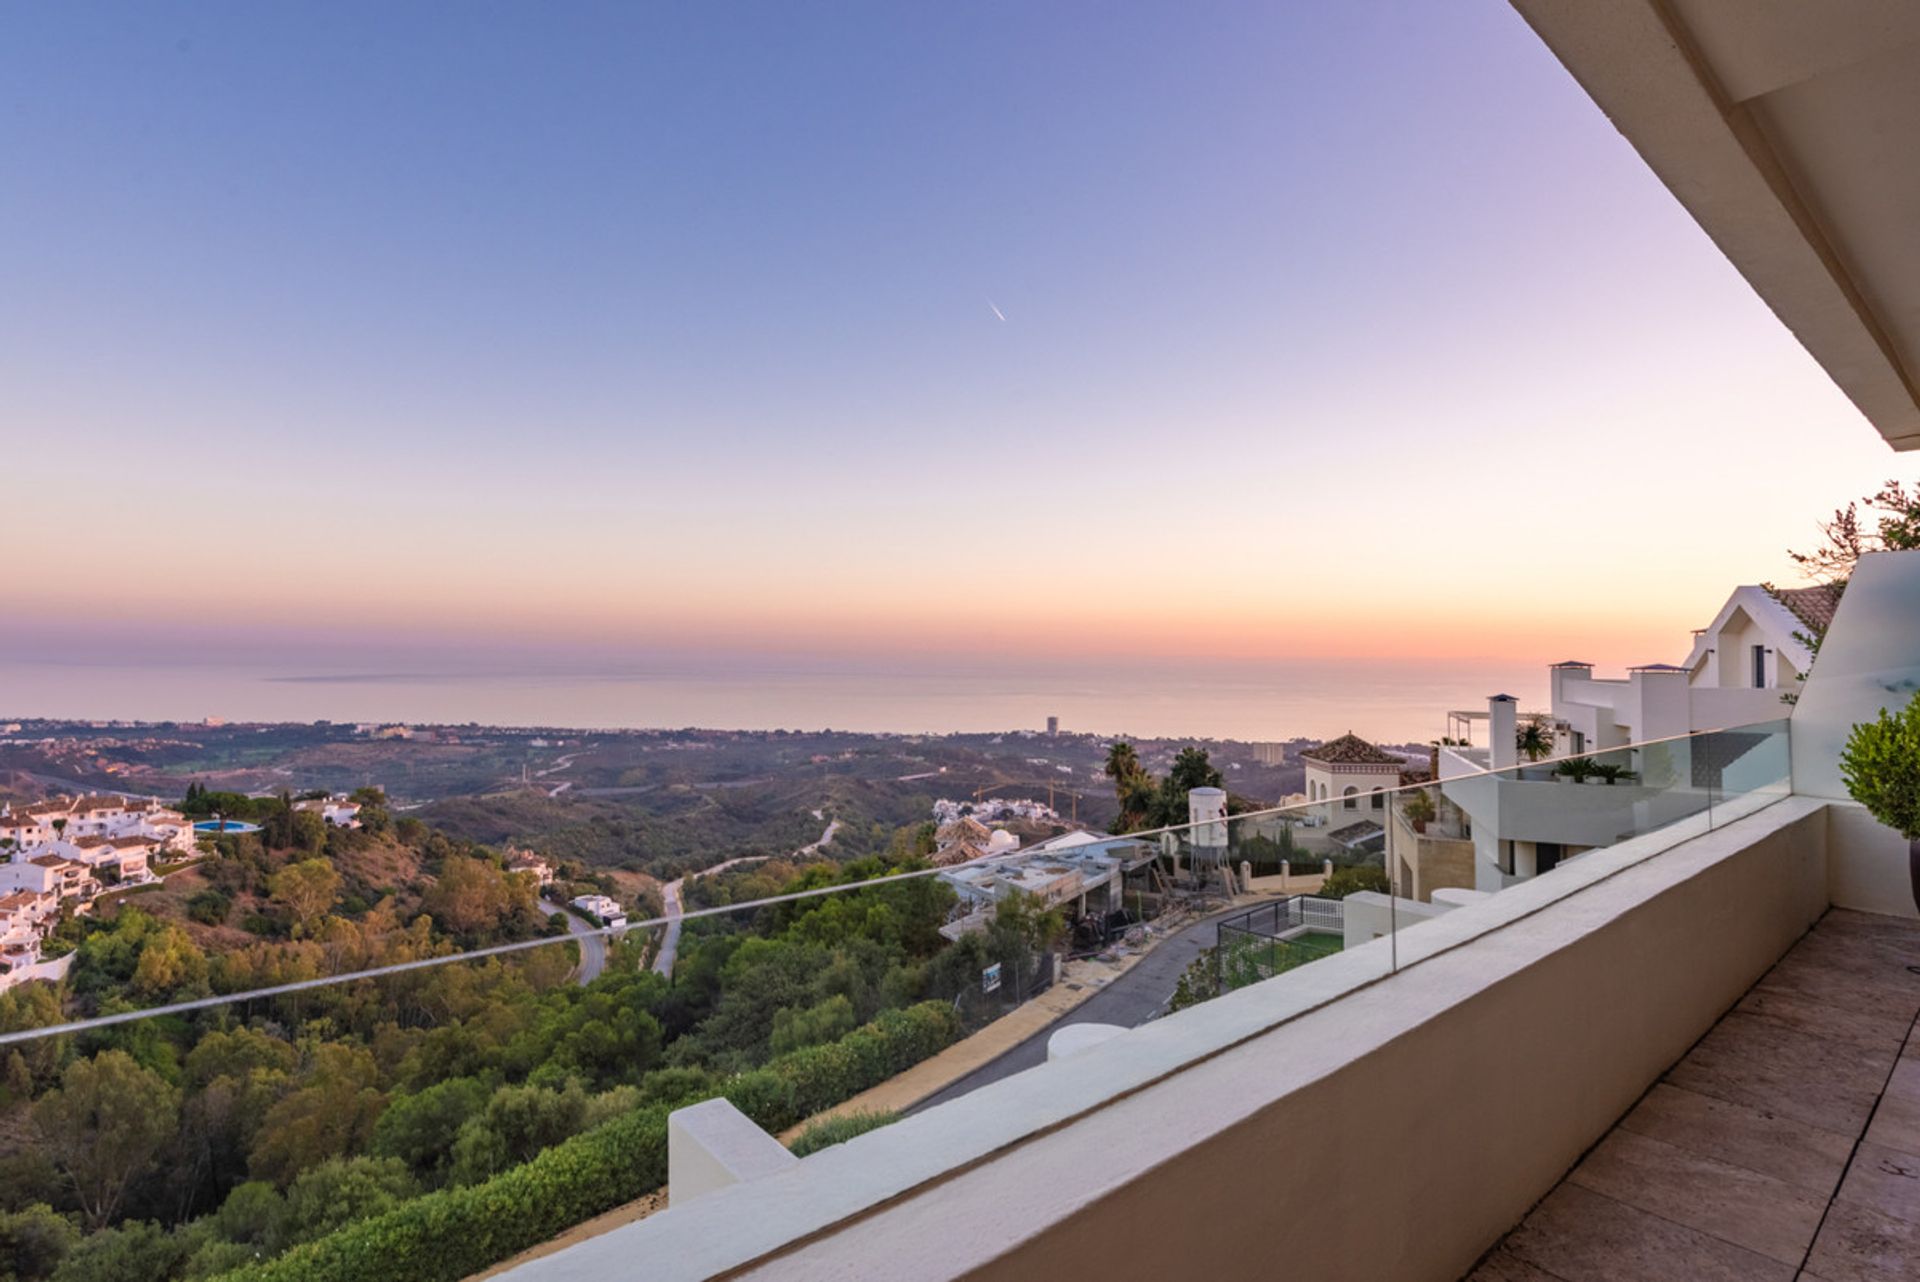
[1516,721,1554,762]
[1839,692,1920,912]
[1590,762,1636,785]
[1554,757,1596,784]
[1403,789,1436,833]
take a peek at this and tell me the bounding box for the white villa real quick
[293,796,364,827]
[506,848,556,885]
[1301,733,1419,812]
[2,794,197,858]
[0,792,185,989]
[571,894,627,929]
[1436,583,1819,890]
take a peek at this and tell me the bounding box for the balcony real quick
[493,554,1920,1282]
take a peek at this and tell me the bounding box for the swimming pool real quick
[193,819,262,834]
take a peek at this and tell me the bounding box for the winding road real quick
[541,897,607,984]
[651,817,842,978]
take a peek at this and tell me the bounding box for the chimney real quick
[1489,695,1519,770]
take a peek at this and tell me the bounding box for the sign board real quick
[982,962,1002,994]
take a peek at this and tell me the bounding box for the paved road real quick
[542,898,607,984]
[650,817,841,979]
[651,879,683,978]
[907,902,1252,1113]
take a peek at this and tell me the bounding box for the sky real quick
[0,1,1905,690]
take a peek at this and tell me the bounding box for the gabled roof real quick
[1769,584,1843,636]
[1679,585,1819,675]
[70,795,128,813]
[1301,734,1403,766]
[931,840,988,867]
[935,817,992,845]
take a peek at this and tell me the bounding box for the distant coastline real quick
[0,657,1546,745]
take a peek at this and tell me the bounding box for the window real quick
[1342,786,1357,810]
[1370,787,1384,810]
[1752,644,1767,688]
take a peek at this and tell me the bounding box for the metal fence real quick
[1213,896,1344,994]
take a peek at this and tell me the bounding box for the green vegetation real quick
[788,1109,901,1157]
[1168,931,1342,1012]
[1840,693,1920,839]
[0,791,1050,1282]
[1103,744,1233,832]
[1515,719,1554,763]
[1316,866,1389,899]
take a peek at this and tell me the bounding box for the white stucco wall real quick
[1786,550,1920,918]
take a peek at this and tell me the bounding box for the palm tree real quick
[1516,720,1554,763]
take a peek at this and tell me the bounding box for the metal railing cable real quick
[0,842,1102,1048]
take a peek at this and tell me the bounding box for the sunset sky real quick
[2,2,1903,686]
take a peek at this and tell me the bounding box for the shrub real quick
[1840,693,1920,838]
[788,1109,900,1158]
[209,1002,961,1282]
[186,890,232,926]
[208,1105,670,1282]
[1317,866,1389,899]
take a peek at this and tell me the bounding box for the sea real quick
[0,656,1547,745]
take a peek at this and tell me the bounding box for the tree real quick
[0,1202,77,1281]
[1785,478,1920,596]
[1104,741,1157,832]
[1515,719,1553,763]
[983,890,1063,996]
[248,1044,385,1186]
[421,855,535,942]
[269,859,341,937]
[1166,746,1223,795]
[290,809,328,856]
[35,1219,191,1282]
[446,1082,592,1187]
[348,787,392,836]
[371,1077,491,1186]
[278,1156,419,1247]
[769,994,856,1056]
[128,923,208,999]
[31,1050,181,1228]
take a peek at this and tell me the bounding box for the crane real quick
[970,778,1079,823]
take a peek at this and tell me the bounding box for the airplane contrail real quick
[987,299,1007,323]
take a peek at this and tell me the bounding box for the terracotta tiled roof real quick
[932,840,988,867]
[28,855,73,869]
[935,817,991,846]
[1301,733,1403,766]
[0,891,38,911]
[70,795,128,814]
[72,835,111,848]
[107,836,155,849]
[1770,584,1842,636]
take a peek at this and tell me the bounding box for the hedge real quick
[210,1001,960,1282]
[788,1110,901,1158]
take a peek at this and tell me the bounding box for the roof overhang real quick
[1510,0,1920,450]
